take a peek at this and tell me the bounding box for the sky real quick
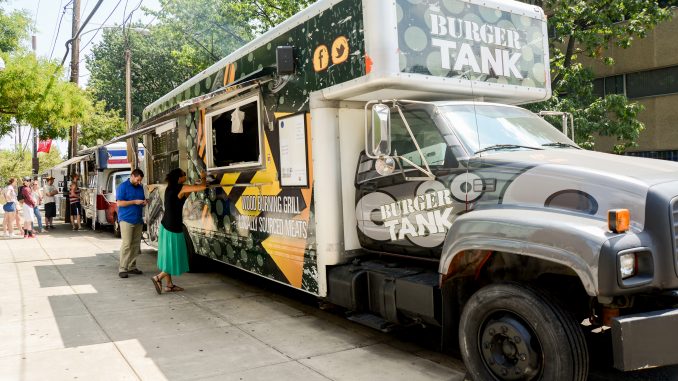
[1,0,161,153]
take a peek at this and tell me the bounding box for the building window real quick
[594,65,678,99]
[626,150,678,162]
[626,66,678,99]
[605,75,625,95]
[206,94,262,171]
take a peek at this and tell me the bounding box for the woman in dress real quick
[151,168,206,293]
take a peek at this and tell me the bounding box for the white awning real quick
[51,154,91,169]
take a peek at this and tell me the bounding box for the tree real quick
[86,0,317,124]
[86,27,196,124]
[0,146,64,185]
[79,98,126,148]
[147,0,252,71]
[217,0,315,35]
[0,4,29,53]
[525,0,672,152]
[0,4,92,140]
[0,52,92,139]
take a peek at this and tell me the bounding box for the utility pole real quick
[32,35,39,177]
[69,0,80,160]
[65,0,80,224]
[125,46,136,169]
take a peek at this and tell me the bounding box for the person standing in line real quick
[151,169,206,294]
[43,177,58,229]
[117,168,147,279]
[2,178,18,237]
[31,181,44,233]
[69,174,82,231]
[20,177,35,238]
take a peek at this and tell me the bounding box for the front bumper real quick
[612,308,678,371]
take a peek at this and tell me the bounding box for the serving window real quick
[206,94,262,171]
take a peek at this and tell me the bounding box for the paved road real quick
[1,218,676,380]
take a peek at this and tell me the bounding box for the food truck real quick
[105,0,678,379]
[78,142,145,235]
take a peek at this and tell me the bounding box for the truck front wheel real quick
[459,283,588,381]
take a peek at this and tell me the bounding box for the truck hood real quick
[480,149,678,231]
[485,149,678,187]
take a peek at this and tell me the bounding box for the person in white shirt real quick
[2,178,18,237]
[43,177,58,229]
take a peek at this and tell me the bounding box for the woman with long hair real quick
[151,168,206,293]
[3,178,18,237]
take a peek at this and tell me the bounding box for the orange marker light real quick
[608,209,630,233]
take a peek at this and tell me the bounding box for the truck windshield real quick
[440,104,576,155]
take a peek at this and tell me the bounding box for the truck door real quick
[355,105,474,257]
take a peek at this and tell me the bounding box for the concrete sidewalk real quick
[0,223,466,381]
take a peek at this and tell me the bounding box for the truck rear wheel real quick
[459,283,588,381]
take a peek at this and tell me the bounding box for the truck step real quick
[347,313,396,333]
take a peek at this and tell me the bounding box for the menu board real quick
[279,114,308,187]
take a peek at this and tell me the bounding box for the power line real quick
[78,0,124,54]
[49,0,72,60]
[33,0,42,30]
[60,0,105,67]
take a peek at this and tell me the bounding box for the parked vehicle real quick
[79,142,144,235]
[104,0,678,379]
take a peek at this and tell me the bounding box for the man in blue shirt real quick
[116,168,147,278]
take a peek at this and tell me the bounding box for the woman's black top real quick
[161,185,186,233]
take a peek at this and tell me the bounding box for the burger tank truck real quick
[111,0,678,379]
[72,142,145,235]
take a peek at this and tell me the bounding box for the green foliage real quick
[214,0,315,35]
[0,146,64,185]
[0,2,93,142]
[86,27,196,124]
[0,52,92,139]
[0,3,30,53]
[147,0,252,71]
[525,0,672,152]
[87,0,317,123]
[79,99,126,148]
[527,64,644,153]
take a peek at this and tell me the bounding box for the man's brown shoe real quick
[118,272,128,278]
[127,269,143,275]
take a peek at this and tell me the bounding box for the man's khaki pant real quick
[119,221,143,272]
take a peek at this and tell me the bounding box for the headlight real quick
[619,252,637,279]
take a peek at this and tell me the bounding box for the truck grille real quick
[672,198,678,268]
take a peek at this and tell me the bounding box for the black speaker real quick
[276,46,295,75]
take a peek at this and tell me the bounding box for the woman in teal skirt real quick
[151,168,206,294]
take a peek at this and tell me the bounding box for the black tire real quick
[113,214,121,238]
[459,282,588,381]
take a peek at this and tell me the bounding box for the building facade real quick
[585,8,678,159]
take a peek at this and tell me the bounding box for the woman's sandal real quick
[151,276,162,294]
[165,284,184,292]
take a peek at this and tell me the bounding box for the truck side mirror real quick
[367,103,391,157]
